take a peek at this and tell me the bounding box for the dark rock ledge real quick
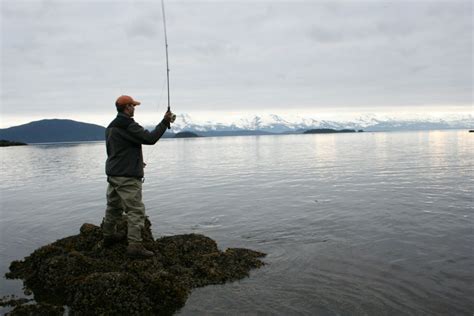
[2,218,266,315]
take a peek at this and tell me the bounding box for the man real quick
[103,95,173,258]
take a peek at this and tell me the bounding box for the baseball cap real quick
[115,95,141,107]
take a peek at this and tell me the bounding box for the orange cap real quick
[115,95,141,107]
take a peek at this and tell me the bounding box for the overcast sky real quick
[1,0,472,127]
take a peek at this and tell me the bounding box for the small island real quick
[174,131,200,138]
[303,129,361,134]
[0,139,27,147]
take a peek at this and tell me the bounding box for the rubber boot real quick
[126,243,154,258]
[103,231,126,248]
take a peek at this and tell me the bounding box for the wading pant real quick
[103,176,145,243]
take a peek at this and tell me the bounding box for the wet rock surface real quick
[4,217,266,315]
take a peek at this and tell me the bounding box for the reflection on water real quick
[1,130,473,315]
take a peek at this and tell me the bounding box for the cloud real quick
[1,0,472,127]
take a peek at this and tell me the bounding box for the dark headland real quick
[304,128,363,134]
[174,131,200,138]
[2,217,265,315]
[0,139,27,147]
[0,119,106,143]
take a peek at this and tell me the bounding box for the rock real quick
[6,303,64,316]
[0,296,32,307]
[79,223,98,235]
[4,216,265,315]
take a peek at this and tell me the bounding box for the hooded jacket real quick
[105,112,168,178]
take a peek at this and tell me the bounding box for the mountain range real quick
[165,113,473,134]
[0,114,472,143]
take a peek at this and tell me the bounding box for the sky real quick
[1,0,472,128]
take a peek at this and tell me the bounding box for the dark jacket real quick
[105,113,168,178]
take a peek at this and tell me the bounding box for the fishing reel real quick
[170,112,176,123]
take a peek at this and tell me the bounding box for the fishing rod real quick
[161,0,176,129]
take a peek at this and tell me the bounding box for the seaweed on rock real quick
[4,217,266,315]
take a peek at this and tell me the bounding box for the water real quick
[0,130,473,315]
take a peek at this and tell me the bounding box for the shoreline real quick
[5,128,471,146]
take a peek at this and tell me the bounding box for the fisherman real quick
[102,95,173,258]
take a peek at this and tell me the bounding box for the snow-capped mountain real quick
[158,113,473,134]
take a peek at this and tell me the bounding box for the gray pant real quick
[103,176,145,243]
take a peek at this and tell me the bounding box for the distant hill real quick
[144,127,275,137]
[0,119,106,143]
[0,139,27,147]
[197,130,275,137]
[174,131,200,138]
[304,128,358,134]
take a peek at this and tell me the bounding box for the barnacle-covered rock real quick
[4,216,265,315]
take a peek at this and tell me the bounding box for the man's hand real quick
[164,111,173,123]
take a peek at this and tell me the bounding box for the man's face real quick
[125,104,135,117]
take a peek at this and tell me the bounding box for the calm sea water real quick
[0,130,473,315]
